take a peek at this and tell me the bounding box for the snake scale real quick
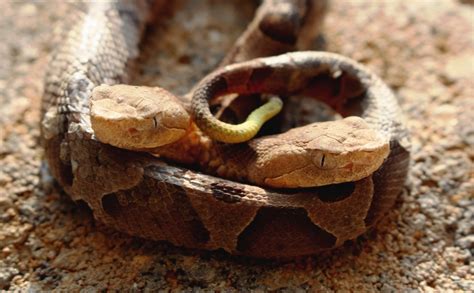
[41,0,410,258]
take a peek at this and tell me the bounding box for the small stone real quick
[456,235,474,249]
[17,197,38,218]
[22,47,39,63]
[411,214,427,230]
[364,274,379,283]
[443,247,471,268]
[442,54,474,83]
[0,197,13,211]
[19,4,37,17]
[0,267,19,289]
[380,283,396,293]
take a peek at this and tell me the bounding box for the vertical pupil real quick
[321,154,326,167]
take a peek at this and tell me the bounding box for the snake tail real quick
[197,96,283,143]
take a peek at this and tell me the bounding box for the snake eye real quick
[312,152,337,169]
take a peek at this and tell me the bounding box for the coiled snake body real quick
[41,0,410,258]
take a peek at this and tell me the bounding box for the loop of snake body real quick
[41,0,410,258]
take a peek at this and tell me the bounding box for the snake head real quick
[90,84,190,149]
[249,116,390,188]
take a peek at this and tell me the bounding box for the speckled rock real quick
[0,0,473,291]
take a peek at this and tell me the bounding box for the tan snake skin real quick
[41,0,410,258]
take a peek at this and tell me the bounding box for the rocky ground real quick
[0,0,473,291]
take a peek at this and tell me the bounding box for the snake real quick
[41,0,410,258]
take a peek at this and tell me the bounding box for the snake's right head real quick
[90,84,190,150]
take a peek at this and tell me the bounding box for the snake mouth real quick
[340,162,354,172]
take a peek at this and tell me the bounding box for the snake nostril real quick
[342,162,353,171]
[128,127,138,135]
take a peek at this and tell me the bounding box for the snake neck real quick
[152,123,252,183]
[151,124,206,165]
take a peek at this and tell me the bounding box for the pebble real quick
[411,214,427,230]
[19,4,37,17]
[442,54,474,82]
[0,267,19,289]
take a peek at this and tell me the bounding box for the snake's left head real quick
[249,116,391,188]
[90,84,190,150]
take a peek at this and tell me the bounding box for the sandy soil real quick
[0,0,472,291]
